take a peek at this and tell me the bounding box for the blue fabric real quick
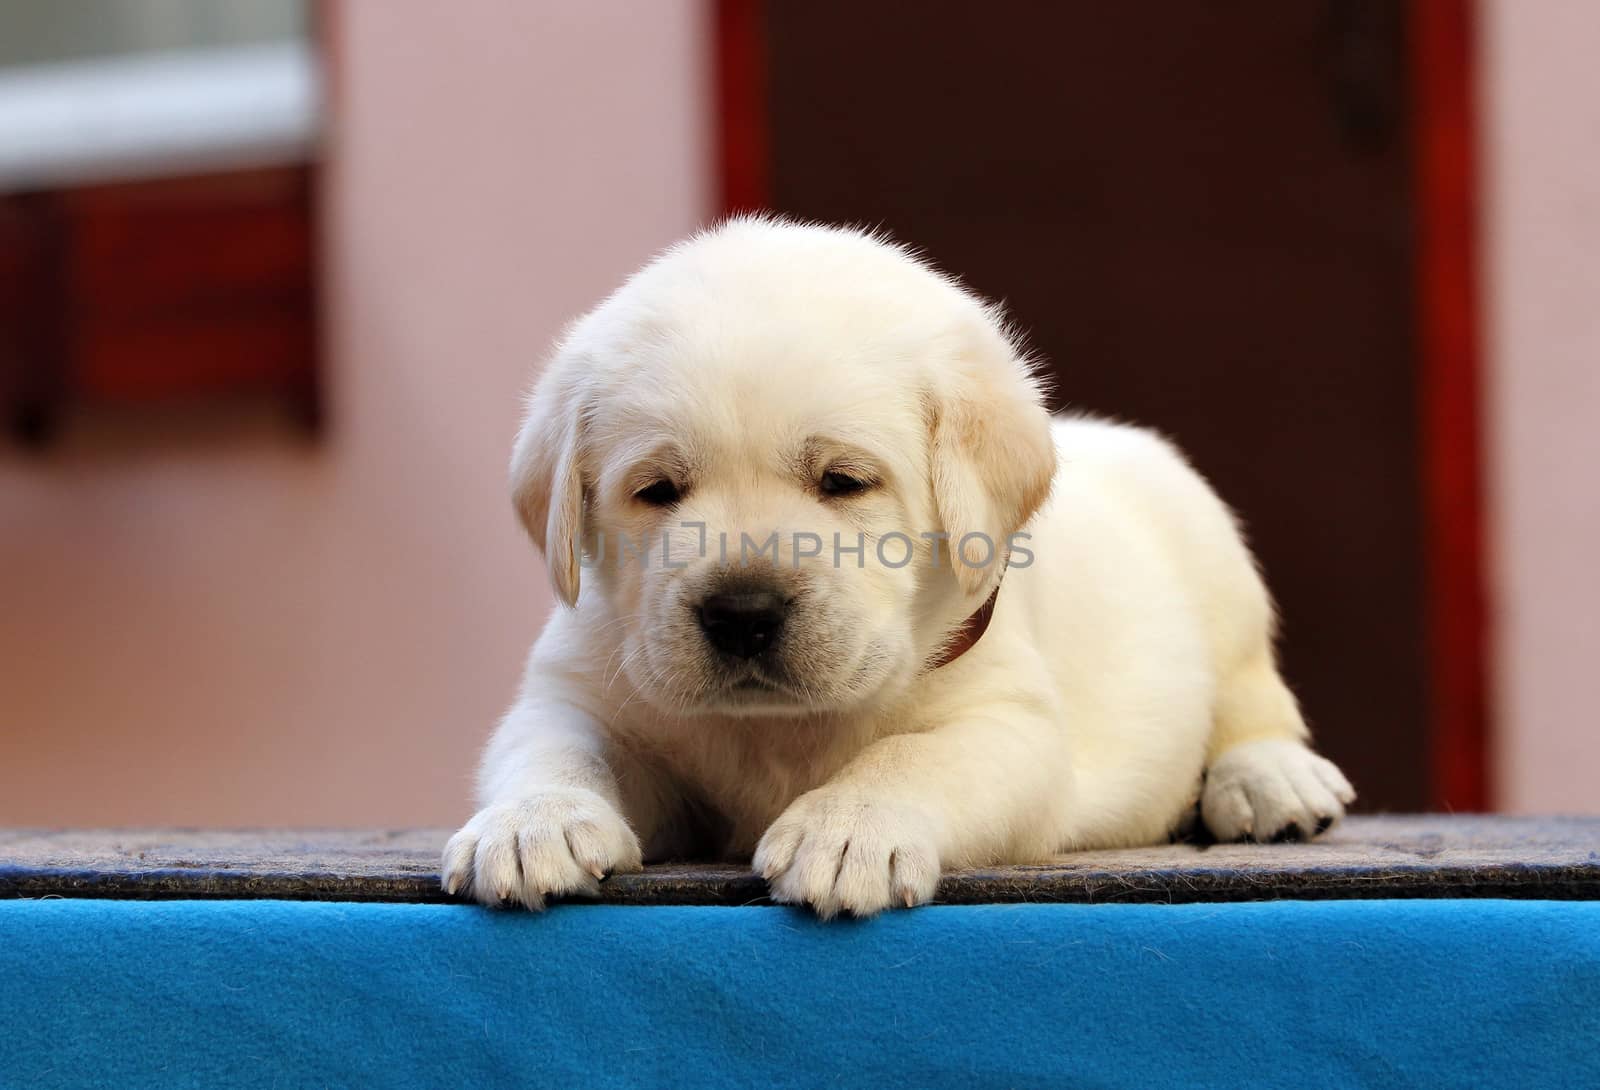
[1,898,1596,1089]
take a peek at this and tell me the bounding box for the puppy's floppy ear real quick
[926,316,1057,597]
[510,350,587,608]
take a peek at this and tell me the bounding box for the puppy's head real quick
[512,219,1054,716]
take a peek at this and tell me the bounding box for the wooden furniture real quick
[5,815,1596,905]
[0,165,319,444]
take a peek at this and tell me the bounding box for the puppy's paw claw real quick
[1202,738,1355,843]
[754,790,941,918]
[440,790,643,910]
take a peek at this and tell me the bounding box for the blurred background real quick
[0,1,1593,828]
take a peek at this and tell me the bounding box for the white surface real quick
[1483,1,1600,812]
[0,42,319,192]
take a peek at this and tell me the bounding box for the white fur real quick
[442,219,1355,917]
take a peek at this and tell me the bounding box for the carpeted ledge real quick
[2,814,1598,905]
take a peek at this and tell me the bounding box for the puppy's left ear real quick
[509,349,587,608]
[927,319,1056,597]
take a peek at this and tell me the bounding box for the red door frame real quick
[711,0,1491,811]
[713,0,769,214]
[1412,0,1490,811]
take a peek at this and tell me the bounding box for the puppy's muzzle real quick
[696,587,787,660]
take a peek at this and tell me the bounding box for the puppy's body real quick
[445,219,1353,915]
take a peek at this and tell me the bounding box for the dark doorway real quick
[729,1,1466,811]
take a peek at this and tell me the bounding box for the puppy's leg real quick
[754,697,1068,918]
[441,691,660,909]
[1201,653,1355,842]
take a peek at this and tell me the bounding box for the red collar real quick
[926,577,1003,671]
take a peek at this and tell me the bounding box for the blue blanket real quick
[2,898,1596,1088]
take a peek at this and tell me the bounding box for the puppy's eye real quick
[634,479,681,507]
[820,470,871,497]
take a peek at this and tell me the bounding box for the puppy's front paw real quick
[1202,738,1356,843]
[753,790,941,918]
[440,790,643,910]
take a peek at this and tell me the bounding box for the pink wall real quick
[0,1,711,827]
[1483,1,1600,813]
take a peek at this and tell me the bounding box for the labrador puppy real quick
[442,218,1354,917]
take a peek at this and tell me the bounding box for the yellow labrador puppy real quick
[442,218,1354,917]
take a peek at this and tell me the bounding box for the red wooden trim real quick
[713,0,769,214]
[1412,0,1489,810]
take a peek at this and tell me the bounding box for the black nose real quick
[697,590,787,659]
